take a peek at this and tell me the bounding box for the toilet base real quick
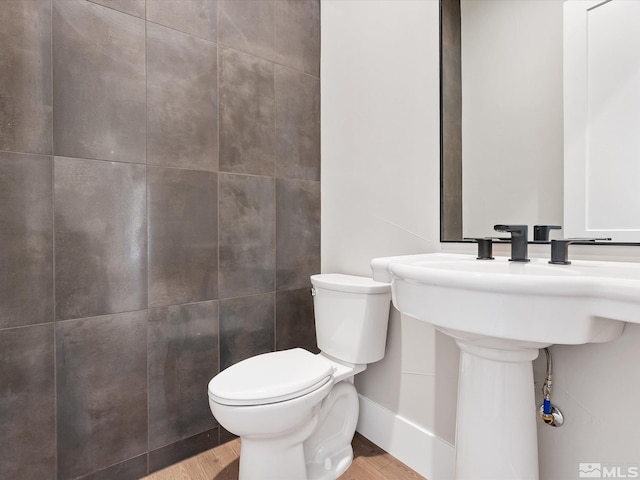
[306,445,354,480]
[234,381,360,480]
[304,381,359,479]
[239,425,315,480]
[238,439,354,480]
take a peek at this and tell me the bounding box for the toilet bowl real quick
[208,274,391,480]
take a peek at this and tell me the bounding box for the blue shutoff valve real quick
[539,348,564,427]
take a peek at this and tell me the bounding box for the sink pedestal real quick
[371,252,636,480]
[454,341,540,480]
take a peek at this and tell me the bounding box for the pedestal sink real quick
[371,253,640,480]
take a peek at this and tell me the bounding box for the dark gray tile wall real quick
[441,0,463,240]
[275,0,321,77]
[146,0,217,42]
[0,0,320,478]
[219,46,275,176]
[276,179,321,290]
[218,0,275,60]
[148,302,219,449]
[219,293,275,369]
[0,152,53,329]
[218,173,275,298]
[146,22,219,171]
[53,0,146,163]
[76,454,148,480]
[276,288,319,353]
[0,325,56,480]
[275,65,321,181]
[88,0,145,18]
[56,312,148,480]
[0,0,52,155]
[148,428,219,473]
[54,157,147,320]
[147,167,218,307]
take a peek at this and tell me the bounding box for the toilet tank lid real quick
[310,273,391,294]
[208,348,334,405]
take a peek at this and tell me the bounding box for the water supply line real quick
[541,348,553,418]
[539,347,564,427]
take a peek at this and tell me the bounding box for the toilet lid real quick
[310,273,391,294]
[208,348,335,406]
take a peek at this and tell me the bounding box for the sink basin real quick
[371,253,640,480]
[386,255,635,349]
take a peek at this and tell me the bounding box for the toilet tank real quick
[310,274,391,365]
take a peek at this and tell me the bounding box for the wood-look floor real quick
[143,433,426,480]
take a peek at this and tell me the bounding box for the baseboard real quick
[356,395,455,480]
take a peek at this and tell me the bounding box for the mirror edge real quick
[440,0,464,243]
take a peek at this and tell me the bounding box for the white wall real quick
[322,1,640,479]
[321,0,441,274]
[321,1,458,477]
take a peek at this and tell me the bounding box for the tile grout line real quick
[144,7,151,474]
[215,2,221,445]
[50,1,58,478]
[273,15,278,351]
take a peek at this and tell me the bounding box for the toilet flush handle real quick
[310,287,317,297]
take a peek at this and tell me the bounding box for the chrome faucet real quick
[494,224,530,262]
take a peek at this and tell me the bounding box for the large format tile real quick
[88,0,145,18]
[442,194,463,241]
[219,427,237,444]
[219,47,275,176]
[76,454,148,480]
[148,428,219,473]
[147,23,218,171]
[0,0,52,154]
[219,293,275,370]
[218,0,274,60]
[0,152,53,329]
[276,179,320,291]
[54,157,147,320]
[53,0,146,163]
[276,288,318,353]
[275,65,320,181]
[441,0,463,241]
[0,325,55,480]
[148,167,217,307]
[146,0,217,41]
[148,302,219,449]
[56,311,148,480]
[275,0,320,77]
[219,174,275,298]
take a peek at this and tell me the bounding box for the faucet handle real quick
[549,238,612,265]
[533,225,562,242]
[464,237,510,260]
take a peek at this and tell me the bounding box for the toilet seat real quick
[208,348,335,406]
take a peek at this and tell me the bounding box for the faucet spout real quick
[493,224,530,262]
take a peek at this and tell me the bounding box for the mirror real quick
[440,0,640,244]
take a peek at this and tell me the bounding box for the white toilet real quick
[208,273,392,480]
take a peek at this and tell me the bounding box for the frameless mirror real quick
[440,0,640,244]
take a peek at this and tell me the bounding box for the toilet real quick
[207,273,392,480]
